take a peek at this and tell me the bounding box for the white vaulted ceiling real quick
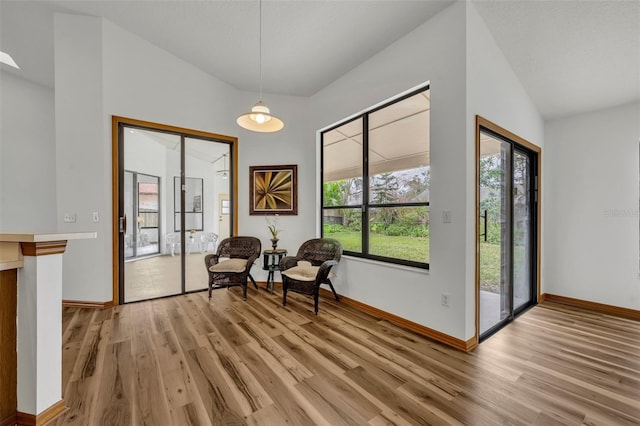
[0,0,452,96]
[1,0,638,120]
[473,0,640,119]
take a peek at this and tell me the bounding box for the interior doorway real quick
[112,117,237,304]
[476,116,540,341]
[219,193,231,240]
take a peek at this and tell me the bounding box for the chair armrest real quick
[279,256,299,271]
[316,260,338,283]
[244,253,260,272]
[204,254,220,269]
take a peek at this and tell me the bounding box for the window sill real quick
[341,254,430,274]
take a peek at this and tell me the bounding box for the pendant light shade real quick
[237,0,284,133]
[237,101,284,132]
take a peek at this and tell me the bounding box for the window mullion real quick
[362,113,369,255]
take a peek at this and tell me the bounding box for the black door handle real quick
[479,209,488,242]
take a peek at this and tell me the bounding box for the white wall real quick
[465,3,544,337]
[54,14,240,301]
[310,1,469,340]
[54,13,108,302]
[308,1,545,341]
[544,101,640,309]
[236,90,312,275]
[102,18,311,284]
[0,71,57,232]
[52,13,311,300]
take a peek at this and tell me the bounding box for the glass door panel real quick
[479,134,512,335]
[513,150,532,312]
[119,121,235,304]
[479,128,536,340]
[184,137,231,292]
[123,128,182,302]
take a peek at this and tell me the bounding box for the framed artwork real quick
[249,164,298,215]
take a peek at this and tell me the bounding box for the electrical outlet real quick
[441,293,450,307]
[63,213,76,223]
[442,210,452,223]
[92,211,99,223]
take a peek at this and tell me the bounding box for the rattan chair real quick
[280,238,342,314]
[204,236,261,300]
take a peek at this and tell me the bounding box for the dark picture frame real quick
[249,164,298,215]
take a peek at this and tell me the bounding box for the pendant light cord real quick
[259,0,263,102]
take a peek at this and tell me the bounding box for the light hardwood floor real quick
[124,253,210,302]
[52,286,640,425]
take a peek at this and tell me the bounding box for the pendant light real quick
[237,0,284,132]
[216,153,229,179]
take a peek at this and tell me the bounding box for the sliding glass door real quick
[184,137,230,293]
[478,123,538,340]
[116,120,235,303]
[124,171,160,260]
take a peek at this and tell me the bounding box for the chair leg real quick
[314,290,319,315]
[326,279,339,301]
[282,279,287,306]
[249,273,258,289]
[208,282,212,299]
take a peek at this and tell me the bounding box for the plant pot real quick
[270,238,279,251]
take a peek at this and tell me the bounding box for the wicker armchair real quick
[280,238,342,314]
[204,236,261,300]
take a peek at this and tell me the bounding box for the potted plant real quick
[266,215,282,250]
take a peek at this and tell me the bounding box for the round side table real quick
[262,249,287,294]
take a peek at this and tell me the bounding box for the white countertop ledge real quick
[0,232,97,242]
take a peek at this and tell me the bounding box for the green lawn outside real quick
[479,242,526,293]
[479,242,500,293]
[325,231,429,263]
[325,231,502,291]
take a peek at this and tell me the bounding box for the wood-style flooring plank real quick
[204,332,273,413]
[90,340,139,426]
[150,330,212,425]
[131,331,173,426]
[53,289,640,426]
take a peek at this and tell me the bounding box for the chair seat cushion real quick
[209,258,247,273]
[282,261,335,282]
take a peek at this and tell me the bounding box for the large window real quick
[321,86,430,268]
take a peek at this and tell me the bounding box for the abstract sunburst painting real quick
[249,165,297,215]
